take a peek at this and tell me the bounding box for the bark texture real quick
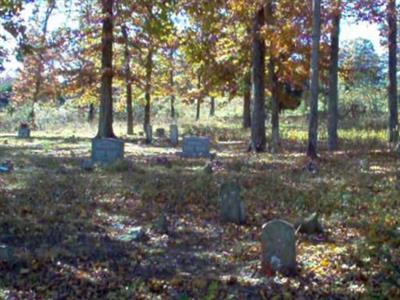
[97,0,115,138]
[327,2,341,151]
[307,0,322,158]
[250,6,267,152]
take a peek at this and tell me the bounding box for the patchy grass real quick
[0,124,399,299]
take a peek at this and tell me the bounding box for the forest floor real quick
[0,127,399,299]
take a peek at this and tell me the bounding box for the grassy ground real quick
[0,118,399,299]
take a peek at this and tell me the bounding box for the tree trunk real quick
[122,24,133,135]
[170,50,176,119]
[266,1,279,153]
[31,0,55,128]
[307,0,322,159]
[327,2,341,151]
[196,99,201,121]
[243,71,251,128]
[270,61,279,153]
[144,49,153,129]
[250,6,267,152]
[97,0,115,138]
[88,103,95,122]
[388,0,398,144]
[210,97,215,117]
[170,70,176,119]
[196,74,201,121]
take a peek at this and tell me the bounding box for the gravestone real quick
[294,212,323,234]
[156,128,166,138]
[261,220,296,275]
[219,182,245,224]
[180,136,211,158]
[170,125,179,146]
[18,124,30,139]
[91,138,124,165]
[396,143,400,157]
[145,125,153,144]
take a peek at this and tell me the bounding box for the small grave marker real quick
[180,136,211,158]
[170,125,179,146]
[145,125,153,144]
[18,123,30,139]
[261,220,296,275]
[219,182,245,224]
[91,138,124,165]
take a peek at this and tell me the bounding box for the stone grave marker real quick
[396,143,400,157]
[180,136,211,158]
[145,125,153,144]
[18,124,31,139]
[219,182,245,224]
[294,212,323,234]
[156,128,166,138]
[170,125,179,146]
[91,138,124,165]
[261,220,296,275]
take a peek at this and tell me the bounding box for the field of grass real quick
[0,113,399,299]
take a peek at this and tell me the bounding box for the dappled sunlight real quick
[1,125,400,298]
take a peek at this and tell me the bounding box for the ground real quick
[0,121,399,299]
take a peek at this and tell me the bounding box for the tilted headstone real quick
[180,136,211,158]
[91,138,124,165]
[170,125,179,146]
[156,128,166,138]
[145,124,153,144]
[261,220,296,275]
[219,182,245,224]
[18,125,31,139]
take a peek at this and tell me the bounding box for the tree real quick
[327,0,341,151]
[307,0,322,159]
[250,5,266,152]
[97,0,115,138]
[242,70,251,128]
[121,24,134,135]
[387,0,398,144]
[265,0,280,153]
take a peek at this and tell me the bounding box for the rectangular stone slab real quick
[180,136,211,158]
[18,128,30,139]
[145,125,153,144]
[170,125,179,146]
[91,138,124,165]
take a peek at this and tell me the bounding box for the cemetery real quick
[0,0,400,299]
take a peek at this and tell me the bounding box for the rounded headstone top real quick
[262,219,294,231]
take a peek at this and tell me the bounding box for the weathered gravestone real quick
[156,128,166,138]
[145,125,153,144]
[219,182,245,224]
[180,136,211,158]
[261,220,296,275]
[170,125,179,146]
[294,212,323,234]
[91,138,124,165]
[18,124,31,138]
